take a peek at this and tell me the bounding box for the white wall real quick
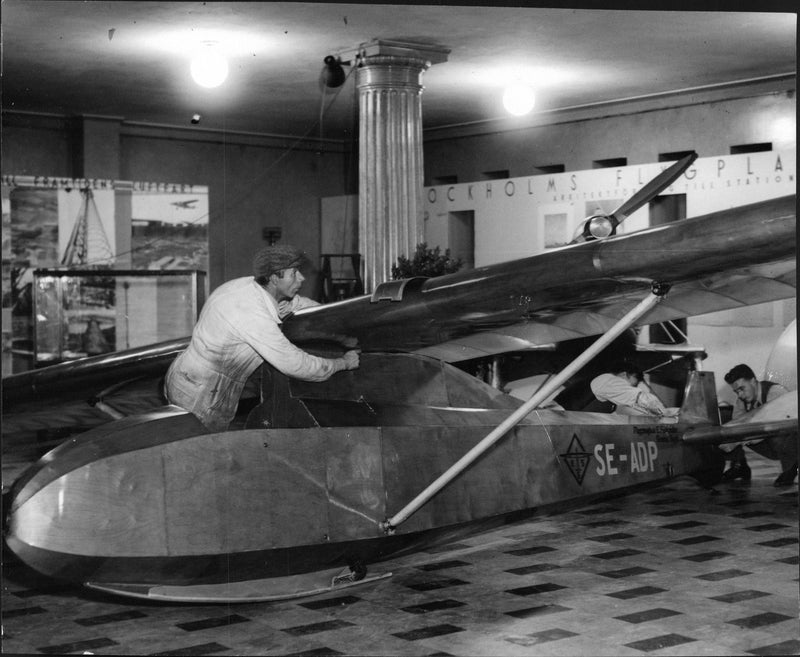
[423,151,794,265]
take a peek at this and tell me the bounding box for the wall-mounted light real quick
[320,55,347,89]
[190,43,229,88]
[503,83,536,116]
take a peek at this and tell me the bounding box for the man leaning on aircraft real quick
[590,361,678,419]
[165,244,360,432]
[720,363,797,487]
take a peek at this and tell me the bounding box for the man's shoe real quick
[721,461,751,482]
[773,464,798,487]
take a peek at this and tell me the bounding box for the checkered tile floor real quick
[2,453,798,656]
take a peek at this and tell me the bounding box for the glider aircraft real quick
[2,153,797,603]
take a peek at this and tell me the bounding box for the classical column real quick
[353,40,449,292]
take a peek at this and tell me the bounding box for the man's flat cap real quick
[253,244,306,278]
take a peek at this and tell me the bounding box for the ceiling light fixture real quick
[190,42,229,88]
[503,83,536,116]
[771,116,795,145]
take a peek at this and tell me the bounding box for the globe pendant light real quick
[503,83,536,116]
[190,44,229,88]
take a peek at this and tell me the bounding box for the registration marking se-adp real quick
[594,440,658,476]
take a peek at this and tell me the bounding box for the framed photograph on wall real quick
[1,176,209,375]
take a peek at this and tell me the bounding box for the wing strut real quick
[380,282,671,534]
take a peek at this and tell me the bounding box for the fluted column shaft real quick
[356,55,428,293]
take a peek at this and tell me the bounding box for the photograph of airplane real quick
[171,199,199,209]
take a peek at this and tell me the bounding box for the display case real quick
[32,269,206,366]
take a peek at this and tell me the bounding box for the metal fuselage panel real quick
[6,411,709,585]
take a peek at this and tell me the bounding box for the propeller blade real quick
[569,151,698,244]
[610,151,698,223]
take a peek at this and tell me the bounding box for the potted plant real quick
[391,242,462,279]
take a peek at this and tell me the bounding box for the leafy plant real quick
[391,242,463,279]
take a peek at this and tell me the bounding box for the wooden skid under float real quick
[5,354,723,601]
[85,568,394,603]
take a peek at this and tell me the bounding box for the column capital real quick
[343,38,450,67]
[356,56,429,90]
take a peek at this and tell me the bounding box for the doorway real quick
[448,210,475,270]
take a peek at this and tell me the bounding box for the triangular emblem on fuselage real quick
[560,434,591,485]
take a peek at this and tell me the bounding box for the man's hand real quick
[341,350,360,370]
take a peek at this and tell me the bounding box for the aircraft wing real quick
[2,194,795,435]
[2,338,186,406]
[683,391,797,446]
[283,195,796,362]
[2,339,185,444]
[683,418,798,446]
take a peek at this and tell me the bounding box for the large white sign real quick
[424,151,795,266]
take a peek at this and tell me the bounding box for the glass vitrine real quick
[31,269,206,366]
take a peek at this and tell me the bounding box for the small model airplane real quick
[3,154,797,603]
[171,198,198,209]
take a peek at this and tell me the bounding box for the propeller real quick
[570,151,698,243]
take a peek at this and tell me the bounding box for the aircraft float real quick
[2,154,797,602]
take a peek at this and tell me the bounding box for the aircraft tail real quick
[680,322,798,446]
[764,319,797,392]
[683,390,797,446]
[678,370,720,425]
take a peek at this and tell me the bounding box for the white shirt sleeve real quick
[590,373,667,416]
[231,289,341,382]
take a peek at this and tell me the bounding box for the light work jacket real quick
[590,373,668,417]
[165,276,344,431]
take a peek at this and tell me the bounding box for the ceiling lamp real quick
[503,83,536,116]
[190,43,229,88]
[771,116,795,145]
